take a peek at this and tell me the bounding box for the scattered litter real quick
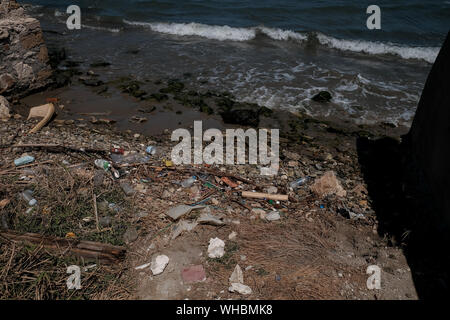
[166,204,205,221]
[229,264,244,284]
[94,159,120,178]
[265,211,281,221]
[221,177,238,188]
[111,147,124,154]
[151,255,169,275]
[165,160,173,167]
[228,231,237,240]
[182,265,206,283]
[14,155,35,166]
[207,237,225,258]
[20,190,37,206]
[181,176,197,188]
[27,103,55,134]
[197,211,225,226]
[145,146,157,155]
[289,177,310,189]
[135,262,151,270]
[310,171,347,198]
[110,153,150,165]
[171,220,198,239]
[228,282,252,295]
[83,264,97,272]
[120,181,135,196]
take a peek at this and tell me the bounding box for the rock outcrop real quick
[0,0,52,99]
[408,32,450,231]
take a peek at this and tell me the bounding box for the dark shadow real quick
[357,136,450,299]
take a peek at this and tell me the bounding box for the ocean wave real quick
[316,33,439,63]
[123,20,308,42]
[123,20,438,63]
[123,20,256,41]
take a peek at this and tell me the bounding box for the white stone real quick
[207,237,225,258]
[150,255,169,275]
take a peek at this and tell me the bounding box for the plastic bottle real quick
[21,190,37,206]
[14,156,35,166]
[146,146,157,155]
[95,159,111,171]
[181,176,197,188]
[289,177,310,189]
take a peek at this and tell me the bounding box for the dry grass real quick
[0,240,132,300]
[0,161,137,300]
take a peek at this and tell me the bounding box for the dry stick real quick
[0,160,54,175]
[241,191,289,201]
[1,144,108,155]
[0,230,126,264]
[93,193,99,231]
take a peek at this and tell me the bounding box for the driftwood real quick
[0,230,126,264]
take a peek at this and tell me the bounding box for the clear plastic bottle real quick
[289,177,310,189]
[95,159,111,171]
[181,176,197,188]
[21,190,37,206]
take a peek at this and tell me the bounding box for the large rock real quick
[408,32,450,231]
[0,95,10,119]
[0,0,52,98]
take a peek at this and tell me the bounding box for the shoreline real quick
[0,3,424,300]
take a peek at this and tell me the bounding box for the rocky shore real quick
[0,0,426,300]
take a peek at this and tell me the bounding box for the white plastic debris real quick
[150,255,169,275]
[265,211,281,221]
[166,205,205,220]
[197,212,225,226]
[135,262,151,270]
[171,220,198,240]
[207,237,225,258]
[228,231,237,240]
[229,264,244,284]
[228,282,252,295]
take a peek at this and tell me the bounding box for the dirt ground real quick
[0,104,418,299]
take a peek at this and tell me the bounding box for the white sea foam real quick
[81,24,121,33]
[258,27,307,41]
[123,20,256,41]
[123,20,438,63]
[123,20,308,42]
[316,32,439,63]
